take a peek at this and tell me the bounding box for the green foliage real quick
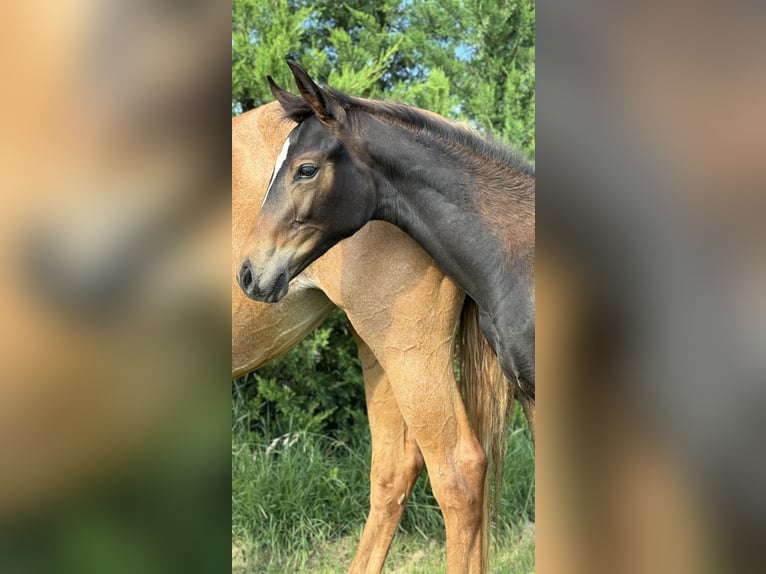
[390,66,456,117]
[232,0,404,113]
[232,0,536,158]
[232,0,312,113]
[400,0,536,155]
[232,310,366,442]
[232,431,370,566]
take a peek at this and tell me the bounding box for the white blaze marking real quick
[262,136,291,207]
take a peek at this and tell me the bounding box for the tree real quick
[232,0,403,114]
[232,0,311,113]
[400,0,535,155]
[232,0,535,159]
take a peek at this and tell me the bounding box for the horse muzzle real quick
[237,258,290,303]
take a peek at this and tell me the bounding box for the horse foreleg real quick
[349,337,424,574]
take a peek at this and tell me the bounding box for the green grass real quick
[233,527,534,573]
[232,407,534,573]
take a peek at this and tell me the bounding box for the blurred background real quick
[0,1,230,573]
[537,1,766,572]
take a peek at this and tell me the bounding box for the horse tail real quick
[457,296,513,572]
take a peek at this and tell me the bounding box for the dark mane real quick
[278,96,315,125]
[282,86,535,177]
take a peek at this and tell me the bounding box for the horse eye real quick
[297,164,318,178]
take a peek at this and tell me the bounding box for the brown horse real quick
[233,103,520,573]
[238,62,535,416]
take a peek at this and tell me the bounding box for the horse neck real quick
[362,118,535,312]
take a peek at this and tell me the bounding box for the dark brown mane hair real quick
[280,85,535,178]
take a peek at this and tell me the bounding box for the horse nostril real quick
[238,260,254,293]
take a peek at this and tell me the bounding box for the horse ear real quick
[286,60,345,126]
[268,75,312,122]
[267,76,302,108]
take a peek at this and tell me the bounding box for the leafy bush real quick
[232,310,367,443]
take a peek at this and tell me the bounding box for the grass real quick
[232,407,534,573]
[234,527,534,573]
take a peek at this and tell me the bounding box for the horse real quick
[233,102,521,573]
[237,61,535,415]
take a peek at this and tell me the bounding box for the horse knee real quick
[431,443,487,517]
[369,444,424,514]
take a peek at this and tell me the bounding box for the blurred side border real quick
[537,1,766,572]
